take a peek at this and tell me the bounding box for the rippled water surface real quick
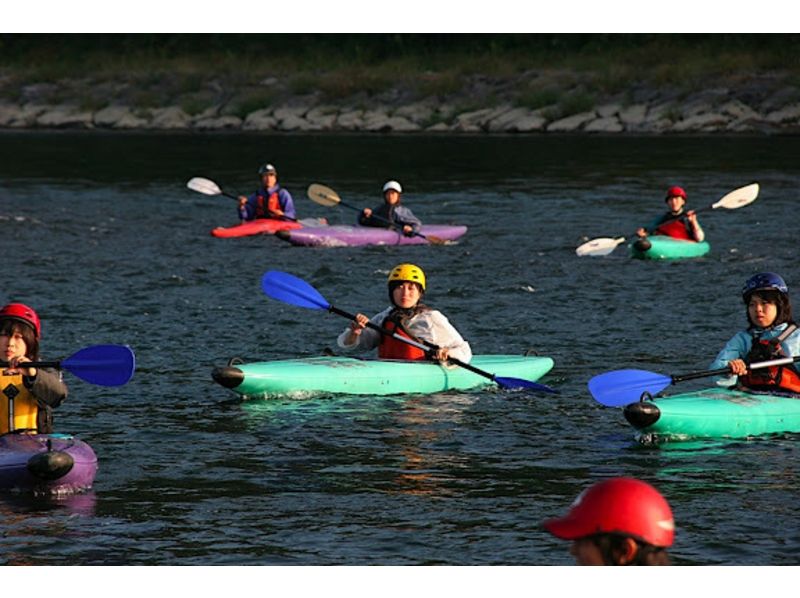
[1,132,799,565]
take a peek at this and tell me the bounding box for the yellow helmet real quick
[388,263,426,291]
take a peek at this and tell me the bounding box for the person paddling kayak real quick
[358,180,422,236]
[634,186,705,250]
[1,303,67,434]
[337,263,471,363]
[543,477,674,566]
[710,272,800,392]
[237,163,297,222]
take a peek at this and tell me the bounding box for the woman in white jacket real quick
[337,263,472,363]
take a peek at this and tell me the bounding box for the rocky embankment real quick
[1,73,799,134]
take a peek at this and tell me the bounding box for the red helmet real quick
[543,477,674,547]
[0,303,42,338]
[665,186,687,201]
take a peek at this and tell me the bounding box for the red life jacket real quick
[378,314,430,360]
[654,217,693,240]
[255,190,281,219]
[739,324,800,393]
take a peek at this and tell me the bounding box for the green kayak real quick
[623,387,800,440]
[629,236,710,260]
[212,355,554,398]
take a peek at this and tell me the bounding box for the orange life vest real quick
[739,324,800,393]
[255,191,281,219]
[378,318,429,360]
[1,372,41,434]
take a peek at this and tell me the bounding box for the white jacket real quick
[337,306,472,363]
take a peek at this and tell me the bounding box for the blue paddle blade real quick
[261,271,331,310]
[61,344,136,387]
[495,376,558,393]
[588,369,672,407]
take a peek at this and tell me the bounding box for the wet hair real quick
[593,534,671,566]
[0,319,40,361]
[744,289,794,328]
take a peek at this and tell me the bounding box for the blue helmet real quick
[742,272,789,300]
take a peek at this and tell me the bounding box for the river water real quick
[0,132,798,566]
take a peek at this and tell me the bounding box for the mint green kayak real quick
[629,236,710,260]
[212,355,554,398]
[623,387,800,440]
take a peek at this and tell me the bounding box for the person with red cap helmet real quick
[709,273,800,392]
[543,477,674,565]
[635,185,705,246]
[0,303,67,434]
[359,180,422,236]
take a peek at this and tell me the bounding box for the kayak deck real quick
[629,236,710,260]
[623,387,800,440]
[212,355,554,398]
[276,224,467,247]
[0,433,98,495]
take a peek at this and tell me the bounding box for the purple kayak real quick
[0,433,98,495]
[276,224,467,247]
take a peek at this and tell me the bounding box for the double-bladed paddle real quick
[1,344,136,387]
[187,176,299,222]
[575,183,760,257]
[260,270,556,392]
[306,183,446,245]
[588,354,799,407]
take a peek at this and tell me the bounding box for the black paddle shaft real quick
[671,355,800,383]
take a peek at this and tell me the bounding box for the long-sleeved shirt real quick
[709,322,800,386]
[337,305,472,363]
[239,184,296,221]
[358,203,421,233]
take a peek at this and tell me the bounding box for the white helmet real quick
[382,180,402,194]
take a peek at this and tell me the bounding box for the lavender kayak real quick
[0,433,98,495]
[276,224,468,247]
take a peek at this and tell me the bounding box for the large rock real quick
[766,103,800,123]
[719,99,760,120]
[193,115,242,130]
[619,104,647,125]
[584,116,624,133]
[0,103,25,126]
[486,107,530,132]
[93,105,132,127]
[452,107,502,132]
[546,111,596,132]
[36,105,93,128]
[242,109,277,130]
[149,106,192,129]
[394,102,435,124]
[305,106,338,129]
[672,112,730,132]
[336,110,365,130]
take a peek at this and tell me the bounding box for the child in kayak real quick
[337,263,471,363]
[543,477,674,566]
[358,180,422,236]
[0,303,67,434]
[710,272,800,392]
[237,163,297,221]
[634,186,705,250]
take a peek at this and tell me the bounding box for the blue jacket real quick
[239,184,296,221]
[710,322,800,385]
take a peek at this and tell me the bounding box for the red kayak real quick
[211,219,303,238]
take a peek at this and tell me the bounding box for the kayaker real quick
[0,303,67,434]
[634,186,705,247]
[358,180,422,236]
[543,477,674,566]
[237,163,297,221]
[710,272,800,392]
[337,263,472,363]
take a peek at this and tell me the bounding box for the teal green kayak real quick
[629,236,710,260]
[212,355,554,398]
[623,387,800,440]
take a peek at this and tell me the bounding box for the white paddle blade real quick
[712,183,759,210]
[575,237,627,257]
[187,177,222,196]
[307,183,341,207]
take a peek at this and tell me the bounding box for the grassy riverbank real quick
[2,34,799,113]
